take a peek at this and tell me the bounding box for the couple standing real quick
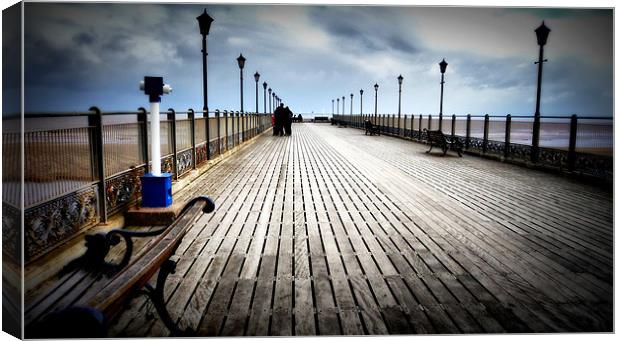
[273,103,294,136]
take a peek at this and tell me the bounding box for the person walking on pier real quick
[274,103,285,136]
[284,106,293,135]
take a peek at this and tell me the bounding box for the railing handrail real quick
[23,110,268,119]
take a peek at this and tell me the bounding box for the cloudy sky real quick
[22,1,613,117]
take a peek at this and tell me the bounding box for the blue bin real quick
[140,173,173,208]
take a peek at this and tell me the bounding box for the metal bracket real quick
[140,259,196,337]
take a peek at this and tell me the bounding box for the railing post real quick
[215,109,221,156]
[241,112,245,142]
[403,115,407,137]
[188,109,196,170]
[418,114,422,140]
[231,110,235,148]
[205,109,210,160]
[504,114,511,158]
[568,114,578,171]
[483,114,489,154]
[168,109,178,180]
[88,106,107,223]
[532,113,541,163]
[466,114,471,149]
[393,114,396,135]
[137,107,149,174]
[451,114,456,138]
[223,110,229,152]
[236,111,240,146]
[439,113,443,132]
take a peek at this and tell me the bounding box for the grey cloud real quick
[72,32,95,46]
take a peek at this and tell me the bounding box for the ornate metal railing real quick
[3,109,272,263]
[333,113,613,181]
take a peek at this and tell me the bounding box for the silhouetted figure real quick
[284,106,293,135]
[274,103,285,136]
[297,114,303,123]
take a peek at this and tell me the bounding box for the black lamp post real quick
[337,98,340,115]
[439,59,448,131]
[332,99,335,115]
[197,8,214,159]
[237,54,246,112]
[268,88,272,113]
[397,74,403,133]
[342,96,345,116]
[350,93,353,115]
[360,89,363,115]
[532,21,551,162]
[263,82,267,113]
[254,72,260,113]
[374,83,379,124]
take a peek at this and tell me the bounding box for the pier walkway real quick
[110,123,613,336]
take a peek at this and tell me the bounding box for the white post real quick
[150,101,161,176]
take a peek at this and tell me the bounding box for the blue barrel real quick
[140,173,173,207]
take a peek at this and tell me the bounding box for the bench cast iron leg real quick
[142,259,195,337]
[426,144,433,154]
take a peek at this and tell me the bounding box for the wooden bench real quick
[313,116,329,123]
[364,119,380,136]
[25,196,215,338]
[424,129,463,157]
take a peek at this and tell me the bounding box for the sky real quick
[17,1,614,117]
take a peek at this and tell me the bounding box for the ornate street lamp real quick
[332,99,335,115]
[532,21,551,162]
[254,72,260,113]
[397,74,403,133]
[262,81,267,113]
[337,98,340,115]
[360,89,364,115]
[350,93,353,115]
[268,87,272,113]
[374,83,379,124]
[236,54,246,112]
[197,8,214,159]
[438,59,448,131]
[342,96,345,116]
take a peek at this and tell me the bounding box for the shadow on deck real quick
[50,123,618,335]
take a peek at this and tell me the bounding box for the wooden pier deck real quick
[110,123,613,336]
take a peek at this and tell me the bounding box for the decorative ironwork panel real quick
[210,139,219,157]
[227,134,234,150]
[25,185,99,261]
[486,141,506,156]
[176,148,194,177]
[468,137,485,152]
[508,143,532,160]
[574,153,613,179]
[161,155,174,174]
[2,202,21,262]
[218,137,225,155]
[538,147,568,169]
[105,167,145,215]
[195,142,208,166]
